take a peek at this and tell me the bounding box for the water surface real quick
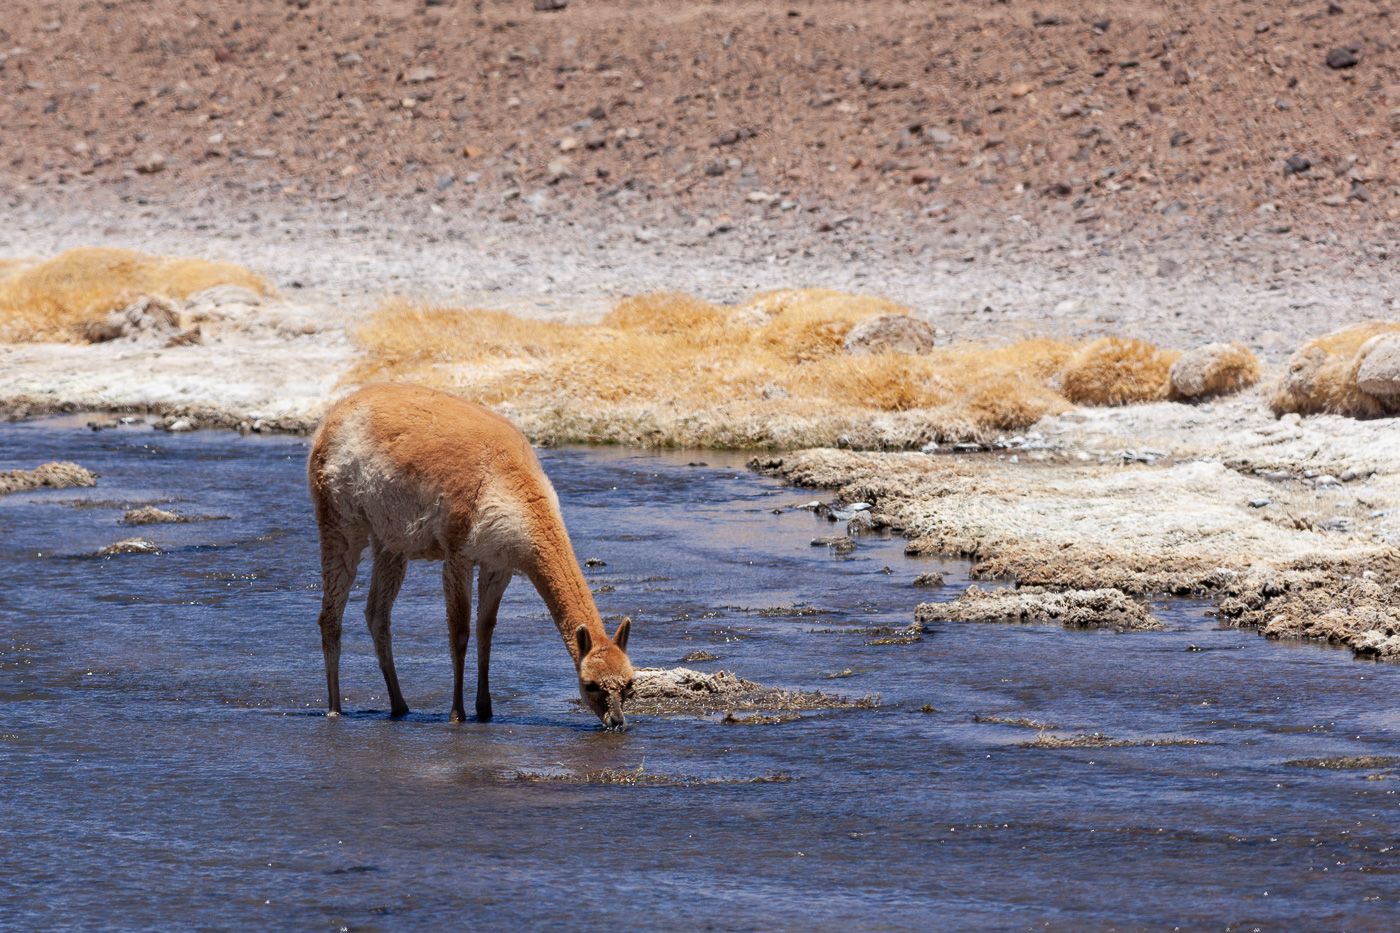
[3,418,1400,930]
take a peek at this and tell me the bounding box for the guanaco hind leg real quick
[317,523,367,717]
[365,543,410,718]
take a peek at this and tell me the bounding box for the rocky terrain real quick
[3,0,1397,238]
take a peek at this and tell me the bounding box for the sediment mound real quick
[0,461,97,495]
[916,584,1160,631]
[629,667,876,716]
[1216,567,1400,661]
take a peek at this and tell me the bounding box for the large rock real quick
[1355,333,1400,397]
[842,314,935,355]
[1168,341,1260,400]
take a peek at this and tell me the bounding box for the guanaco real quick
[307,383,635,729]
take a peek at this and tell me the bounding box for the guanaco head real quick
[575,618,635,731]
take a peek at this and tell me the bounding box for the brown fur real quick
[308,383,635,728]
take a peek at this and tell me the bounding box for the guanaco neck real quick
[520,499,607,668]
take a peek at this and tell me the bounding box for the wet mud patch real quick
[511,764,794,787]
[975,714,1060,730]
[629,667,878,716]
[1018,733,1210,749]
[917,585,1160,631]
[719,711,803,726]
[1285,755,1400,770]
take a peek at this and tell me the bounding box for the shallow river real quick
[4,418,1400,930]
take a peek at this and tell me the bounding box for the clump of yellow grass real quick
[1060,337,1180,406]
[0,247,273,342]
[1271,321,1400,418]
[351,290,1132,448]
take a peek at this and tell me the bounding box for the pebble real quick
[1248,498,1271,509]
[1325,47,1359,69]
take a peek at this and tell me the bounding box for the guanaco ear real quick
[613,616,631,652]
[575,625,593,659]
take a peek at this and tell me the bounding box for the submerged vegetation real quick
[0,247,272,342]
[351,289,1228,448]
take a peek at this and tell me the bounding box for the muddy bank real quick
[756,441,1400,661]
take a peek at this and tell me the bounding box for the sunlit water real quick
[3,418,1400,930]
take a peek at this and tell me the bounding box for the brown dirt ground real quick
[2,0,1397,238]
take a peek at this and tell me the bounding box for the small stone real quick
[584,557,606,567]
[1009,81,1035,98]
[843,315,936,355]
[336,52,363,67]
[135,153,166,174]
[1283,154,1311,176]
[1248,498,1271,509]
[558,136,580,152]
[1325,47,1359,69]
[912,572,945,588]
[402,65,437,84]
[533,0,567,9]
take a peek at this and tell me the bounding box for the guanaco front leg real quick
[317,524,367,717]
[475,565,512,723]
[443,556,474,723]
[365,544,410,718]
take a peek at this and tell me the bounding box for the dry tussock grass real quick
[351,289,1165,448]
[1060,337,1180,406]
[0,247,273,342]
[1271,321,1400,418]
